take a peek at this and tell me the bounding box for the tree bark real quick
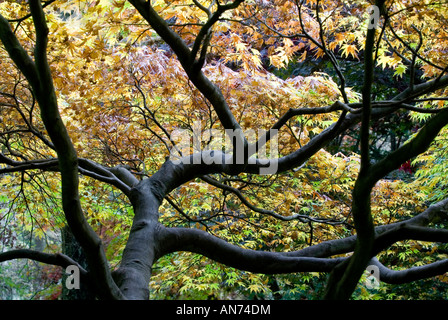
[61,226,95,300]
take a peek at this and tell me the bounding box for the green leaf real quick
[393,64,407,78]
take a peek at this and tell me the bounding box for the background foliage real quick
[1,0,448,299]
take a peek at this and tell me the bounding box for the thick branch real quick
[0,15,39,88]
[249,101,356,158]
[119,154,448,299]
[0,155,59,173]
[374,225,448,257]
[324,9,380,299]
[325,76,448,299]
[128,0,191,66]
[79,159,138,195]
[366,107,448,188]
[0,1,125,299]
[156,226,344,274]
[295,197,448,259]
[371,258,448,285]
[155,222,448,280]
[155,197,448,282]
[129,0,248,168]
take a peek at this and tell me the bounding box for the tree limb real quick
[154,197,448,281]
[371,257,448,285]
[324,80,448,299]
[129,0,248,171]
[324,2,381,299]
[0,249,87,276]
[0,155,136,196]
[190,0,245,70]
[293,197,448,259]
[0,15,39,89]
[0,1,125,300]
[156,226,345,274]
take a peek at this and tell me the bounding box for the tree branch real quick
[0,155,136,196]
[129,0,248,171]
[154,197,448,284]
[190,0,245,70]
[156,226,345,274]
[0,14,39,89]
[371,257,448,285]
[366,107,448,188]
[0,249,88,276]
[128,0,192,66]
[0,1,125,300]
[294,197,448,259]
[156,221,448,280]
[248,101,356,158]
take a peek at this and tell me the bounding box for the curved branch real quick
[200,174,304,221]
[245,106,353,174]
[0,155,136,196]
[243,71,448,175]
[79,159,137,195]
[121,158,448,298]
[155,197,448,282]
[0,1,125,300]
[156,223,448,279]
[190,0,245,69]
[0,156,59,173]
[0,249,87,276]
[371,258,448,285]
[324,4,384,299]
[0,15,39,88]
[156,226,344,274]
[365,107,448,189]
[295,197,448,259]
[249,101,357,157]
[129,0,248,168]
[374,225,448,258]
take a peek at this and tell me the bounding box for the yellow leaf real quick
[340,44,358,59]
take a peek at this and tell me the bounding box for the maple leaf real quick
[393,64,407,78]
[340,44,359,59]
[1,0,448,302]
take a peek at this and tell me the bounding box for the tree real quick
[1,0,448,300]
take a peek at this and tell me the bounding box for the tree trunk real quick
[61,226,96,300]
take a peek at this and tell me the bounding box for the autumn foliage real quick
[1,0,448,300]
